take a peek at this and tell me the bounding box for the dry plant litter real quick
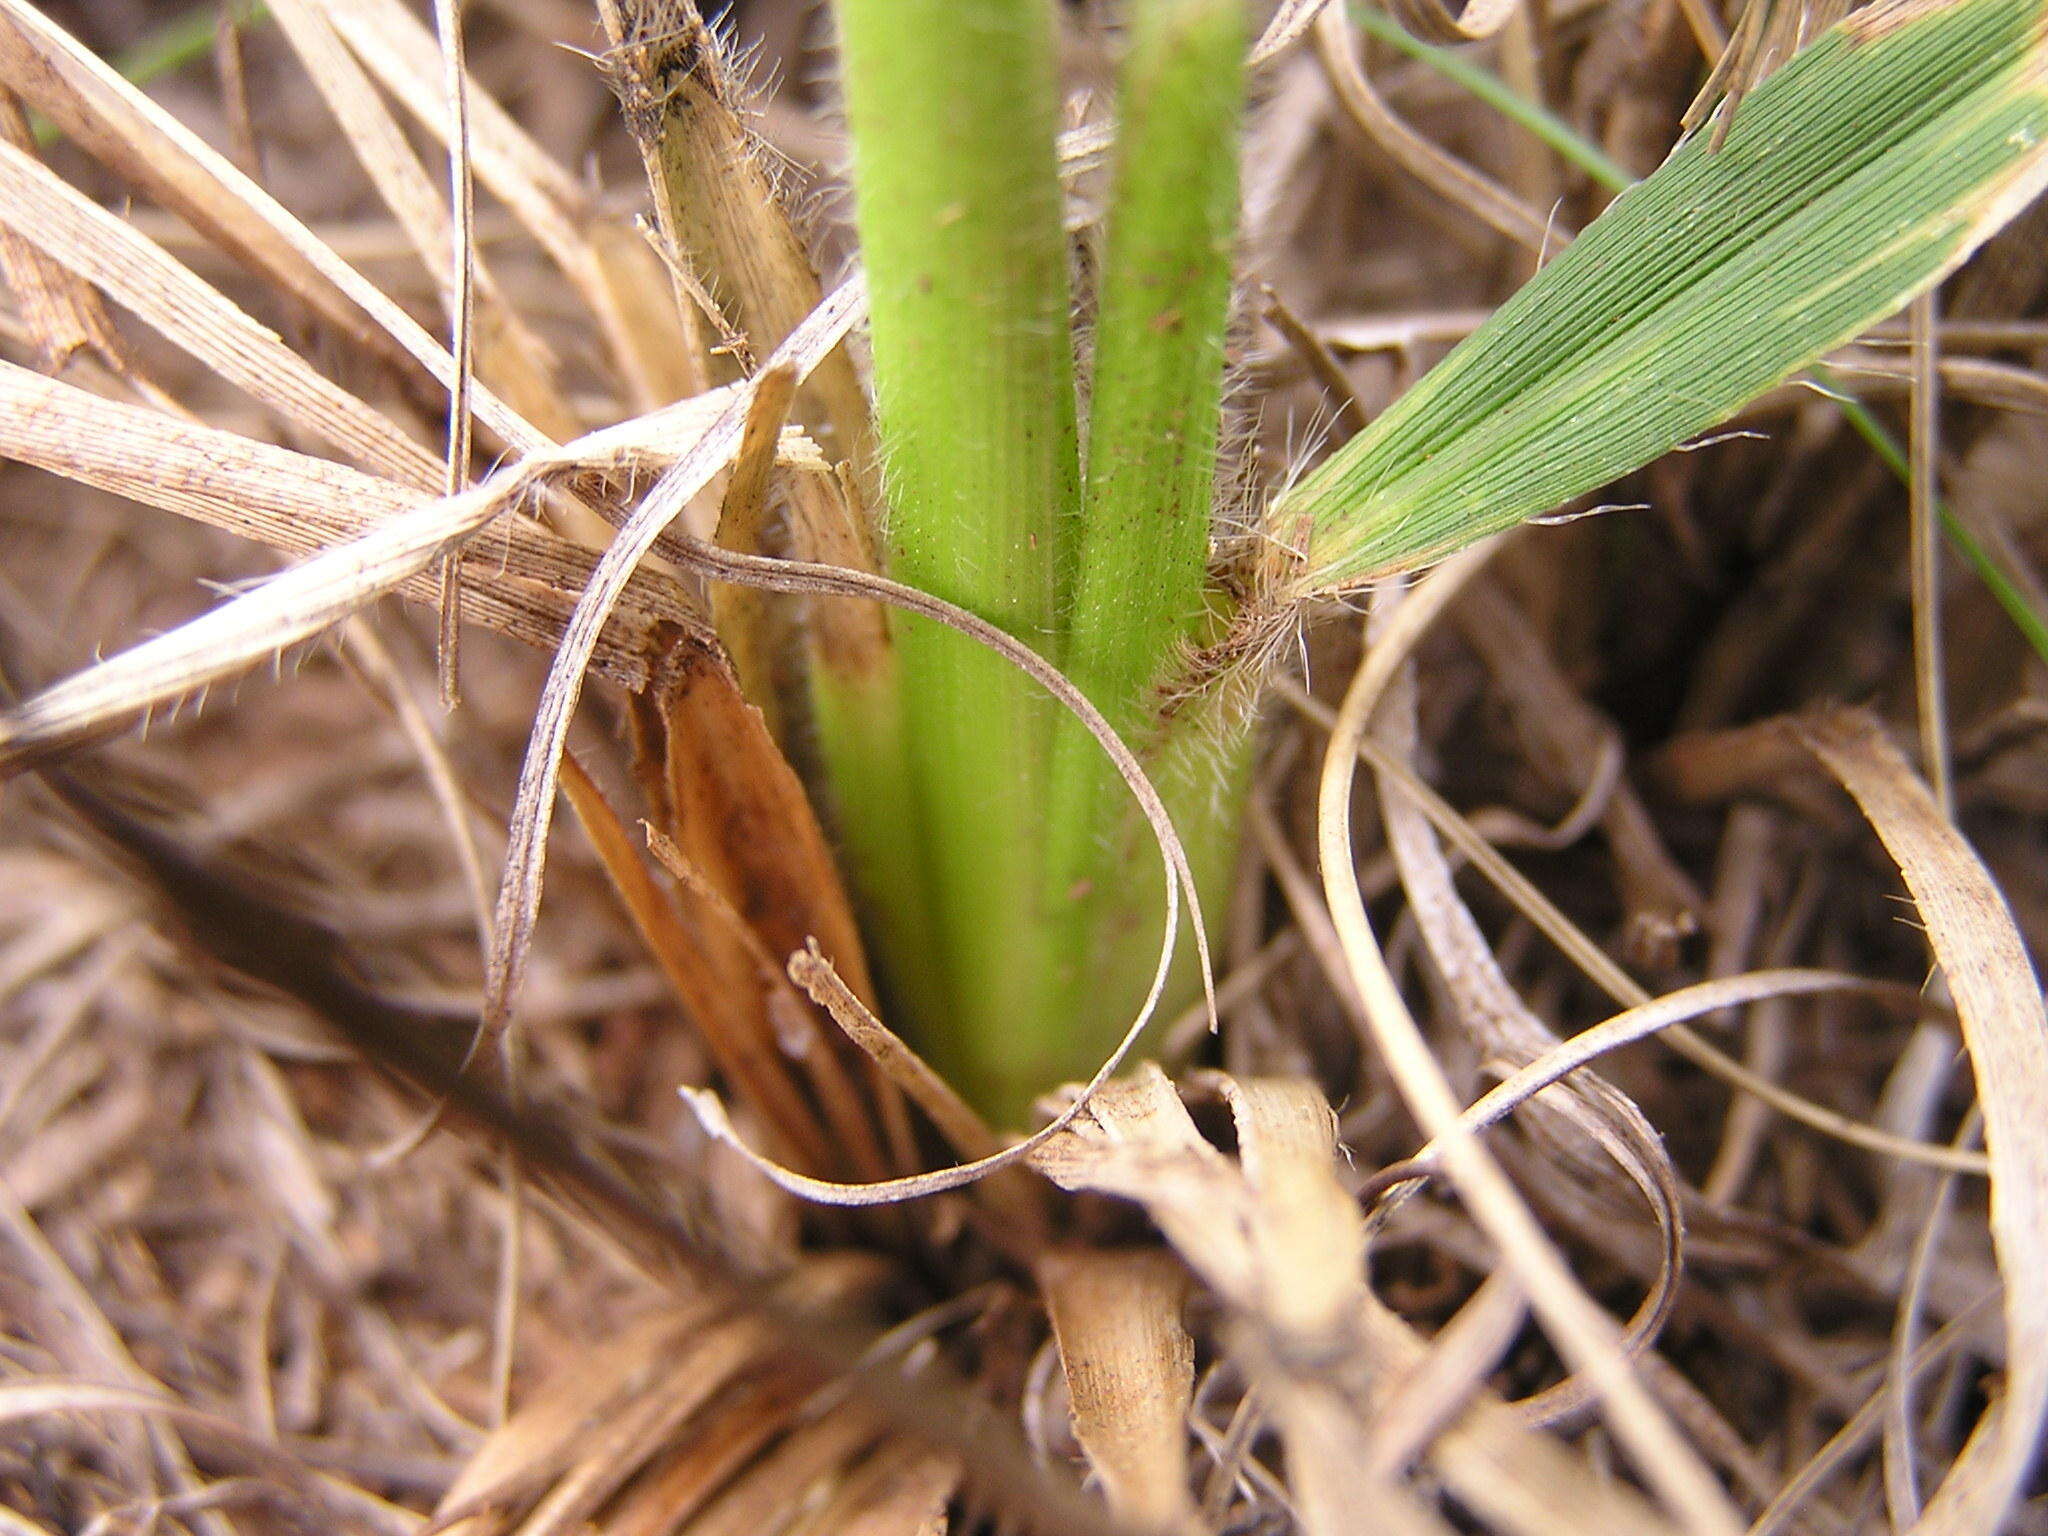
[0,0,2044,1534]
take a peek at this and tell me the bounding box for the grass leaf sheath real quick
[833,0,1086,1113]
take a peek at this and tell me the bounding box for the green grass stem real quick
[1349,5,1635,193]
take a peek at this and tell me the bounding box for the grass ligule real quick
[1273,0,2048,594]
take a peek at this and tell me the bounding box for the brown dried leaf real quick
[484,280,865,1038]
[559,756,839,1179]
[639,625,873,1006]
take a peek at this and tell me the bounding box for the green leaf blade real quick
[1279,0,2048,593]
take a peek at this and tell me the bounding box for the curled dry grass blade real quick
[483,282,864,1034]
[1310,556,1745,1536]
[676,531,1215,1205]
[1269,0,2048,595]
[1795,709,2048,1532]
[1289,677,1997,1177]
[1367,649,1687,1431]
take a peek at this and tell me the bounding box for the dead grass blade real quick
[267,0,567,437]
[790,942,1000,1166]
[1251,0,1338,65]
[0,487,507,771]
[1292,679,1996,1178]
[636,606,873,1004]
[707,361,798,732]
[0,367,741,768]
[430,0,478,704]
[597,0,875,468]
[0,89,141,383]
[1794,707,2048,1534]
[0,0,540,451]
[0,136,440,485]
[644,828,895,1183]
[319,0,703,413]
[1368,969,1929,1194]
[669,519,1226,1205]
[0,355,698,645]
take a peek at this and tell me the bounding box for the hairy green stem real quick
[834,0,1085,1113]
